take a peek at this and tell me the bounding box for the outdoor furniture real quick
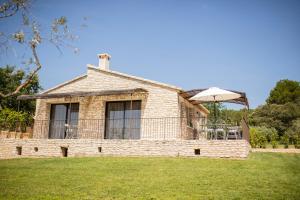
[207,128,215,139]
[205,124,244,140]
[216,128,226,140]
[227,127,239,140]
[206,127,226,140]
[65,124,79,139]
[189,87,242,141]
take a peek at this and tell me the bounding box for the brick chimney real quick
[97,53,111,70]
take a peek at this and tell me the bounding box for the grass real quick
[0,153,300,200]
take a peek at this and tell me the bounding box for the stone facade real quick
[0,139,250,159]
[33,66,208,140]
[178,96,208,140]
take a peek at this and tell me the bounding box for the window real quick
[49,103,79,139]
[105,101,141,139]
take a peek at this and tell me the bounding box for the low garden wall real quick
[251,148,300,153]
[0,139,250,159]
[0,130,32,139]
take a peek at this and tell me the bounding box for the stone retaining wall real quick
[0,139,250,159]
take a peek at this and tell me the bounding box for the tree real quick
[250,79,300,138]
[267,79,300,105]
[202,103,250,125]
[0,65,41,113]
[250,102,300,136]
[220,108,250,126]
[0,0,80,99]
[203,102,225,123]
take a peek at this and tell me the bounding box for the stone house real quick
[27,53,209,140]
[1,53,251,159]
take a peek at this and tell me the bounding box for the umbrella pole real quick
[214,101,216,124]
[213,96,217,140]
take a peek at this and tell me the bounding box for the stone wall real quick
[38,67,181,119]
[178,96,208,140]
[0,139,250,159]
[34,67,184,140]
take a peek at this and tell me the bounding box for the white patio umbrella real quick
[189,87,241,125]
[189,87,241,139]
[189,87,241,102]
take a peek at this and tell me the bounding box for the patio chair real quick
[216,128,226,140]
[227,128,239,140]
[207,128,214,140]
[65,125,79,139]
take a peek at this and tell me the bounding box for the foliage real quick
[250,127,269,148]
[250,99,300,136]
[0,0,84,125]
[249,79,300,139]
[265,127,278,142]
[0,0,82,98]
[286,119,300,149]
[267,79,300,105]
[270,133,279,148]
[220,108,251,125]
[203,102,225,123]
[268,127,279,148]
[271,140,278,149]
[0,108,30,131]
[0,65,41,113]
[281,134,290,149]
[249,126,278,148]
[250,127,259,148]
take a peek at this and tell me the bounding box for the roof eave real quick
[17,88,148,100]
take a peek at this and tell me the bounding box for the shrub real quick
[250,127,268,148]
[258,132,268,148]
[250,127,259,148]
[268,128,279,148]
[286,119,300,148]
[271,140,278,149]
[295,139,300,149]
[281,135,289,149]
[0,108,30,132]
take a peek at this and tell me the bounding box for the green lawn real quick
[0,153,299,200]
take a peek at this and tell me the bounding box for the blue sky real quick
[1,0,299,109]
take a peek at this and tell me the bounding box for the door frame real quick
[104,100,141,139]
[48,103,79,139]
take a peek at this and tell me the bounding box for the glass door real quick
[49,103,79,139]
[105,101,141,139]
[67,103,79,138]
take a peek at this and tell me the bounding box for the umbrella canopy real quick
[189,87,241,102]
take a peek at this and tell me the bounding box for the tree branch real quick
[0,43,41,98]
[0,3,19,19]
